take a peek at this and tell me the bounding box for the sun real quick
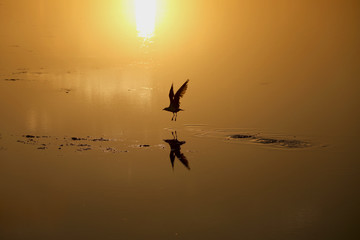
[135,0,157,38]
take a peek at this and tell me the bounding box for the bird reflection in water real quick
[163,131,190,170]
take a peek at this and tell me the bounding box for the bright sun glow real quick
[135,0,157,38]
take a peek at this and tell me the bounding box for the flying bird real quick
[163,79,189,121]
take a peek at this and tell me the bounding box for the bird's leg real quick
[174,112,177,121]
[174,131,178,140]
[171,113,174,121]
[171,131,175,139]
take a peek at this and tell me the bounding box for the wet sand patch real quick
[227,134,311,149]
[185,126,313,149]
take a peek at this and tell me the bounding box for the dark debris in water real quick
[229,134,255,139]
[92,137,109,142]
[130,144,151,148]
[70,136,109,141]
[4,78,21,81]
[61,88,72,94]
[103,147,117,153]
[24,135,36,138]
[139,144,150,147]
[23,135,50,139]
[71,137,86,141]
[71,136,109,141]
[77,144,91,147]
[14,134,124,153]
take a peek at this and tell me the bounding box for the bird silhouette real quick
[163,79,189,121]
[163,131,190,170]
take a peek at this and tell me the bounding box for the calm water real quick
[0,0,359,239]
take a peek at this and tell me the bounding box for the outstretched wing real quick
[169,84,174,104]
[173,79,189,107]
[175,150,190,170]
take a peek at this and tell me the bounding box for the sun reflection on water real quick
[135,0,157,39]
